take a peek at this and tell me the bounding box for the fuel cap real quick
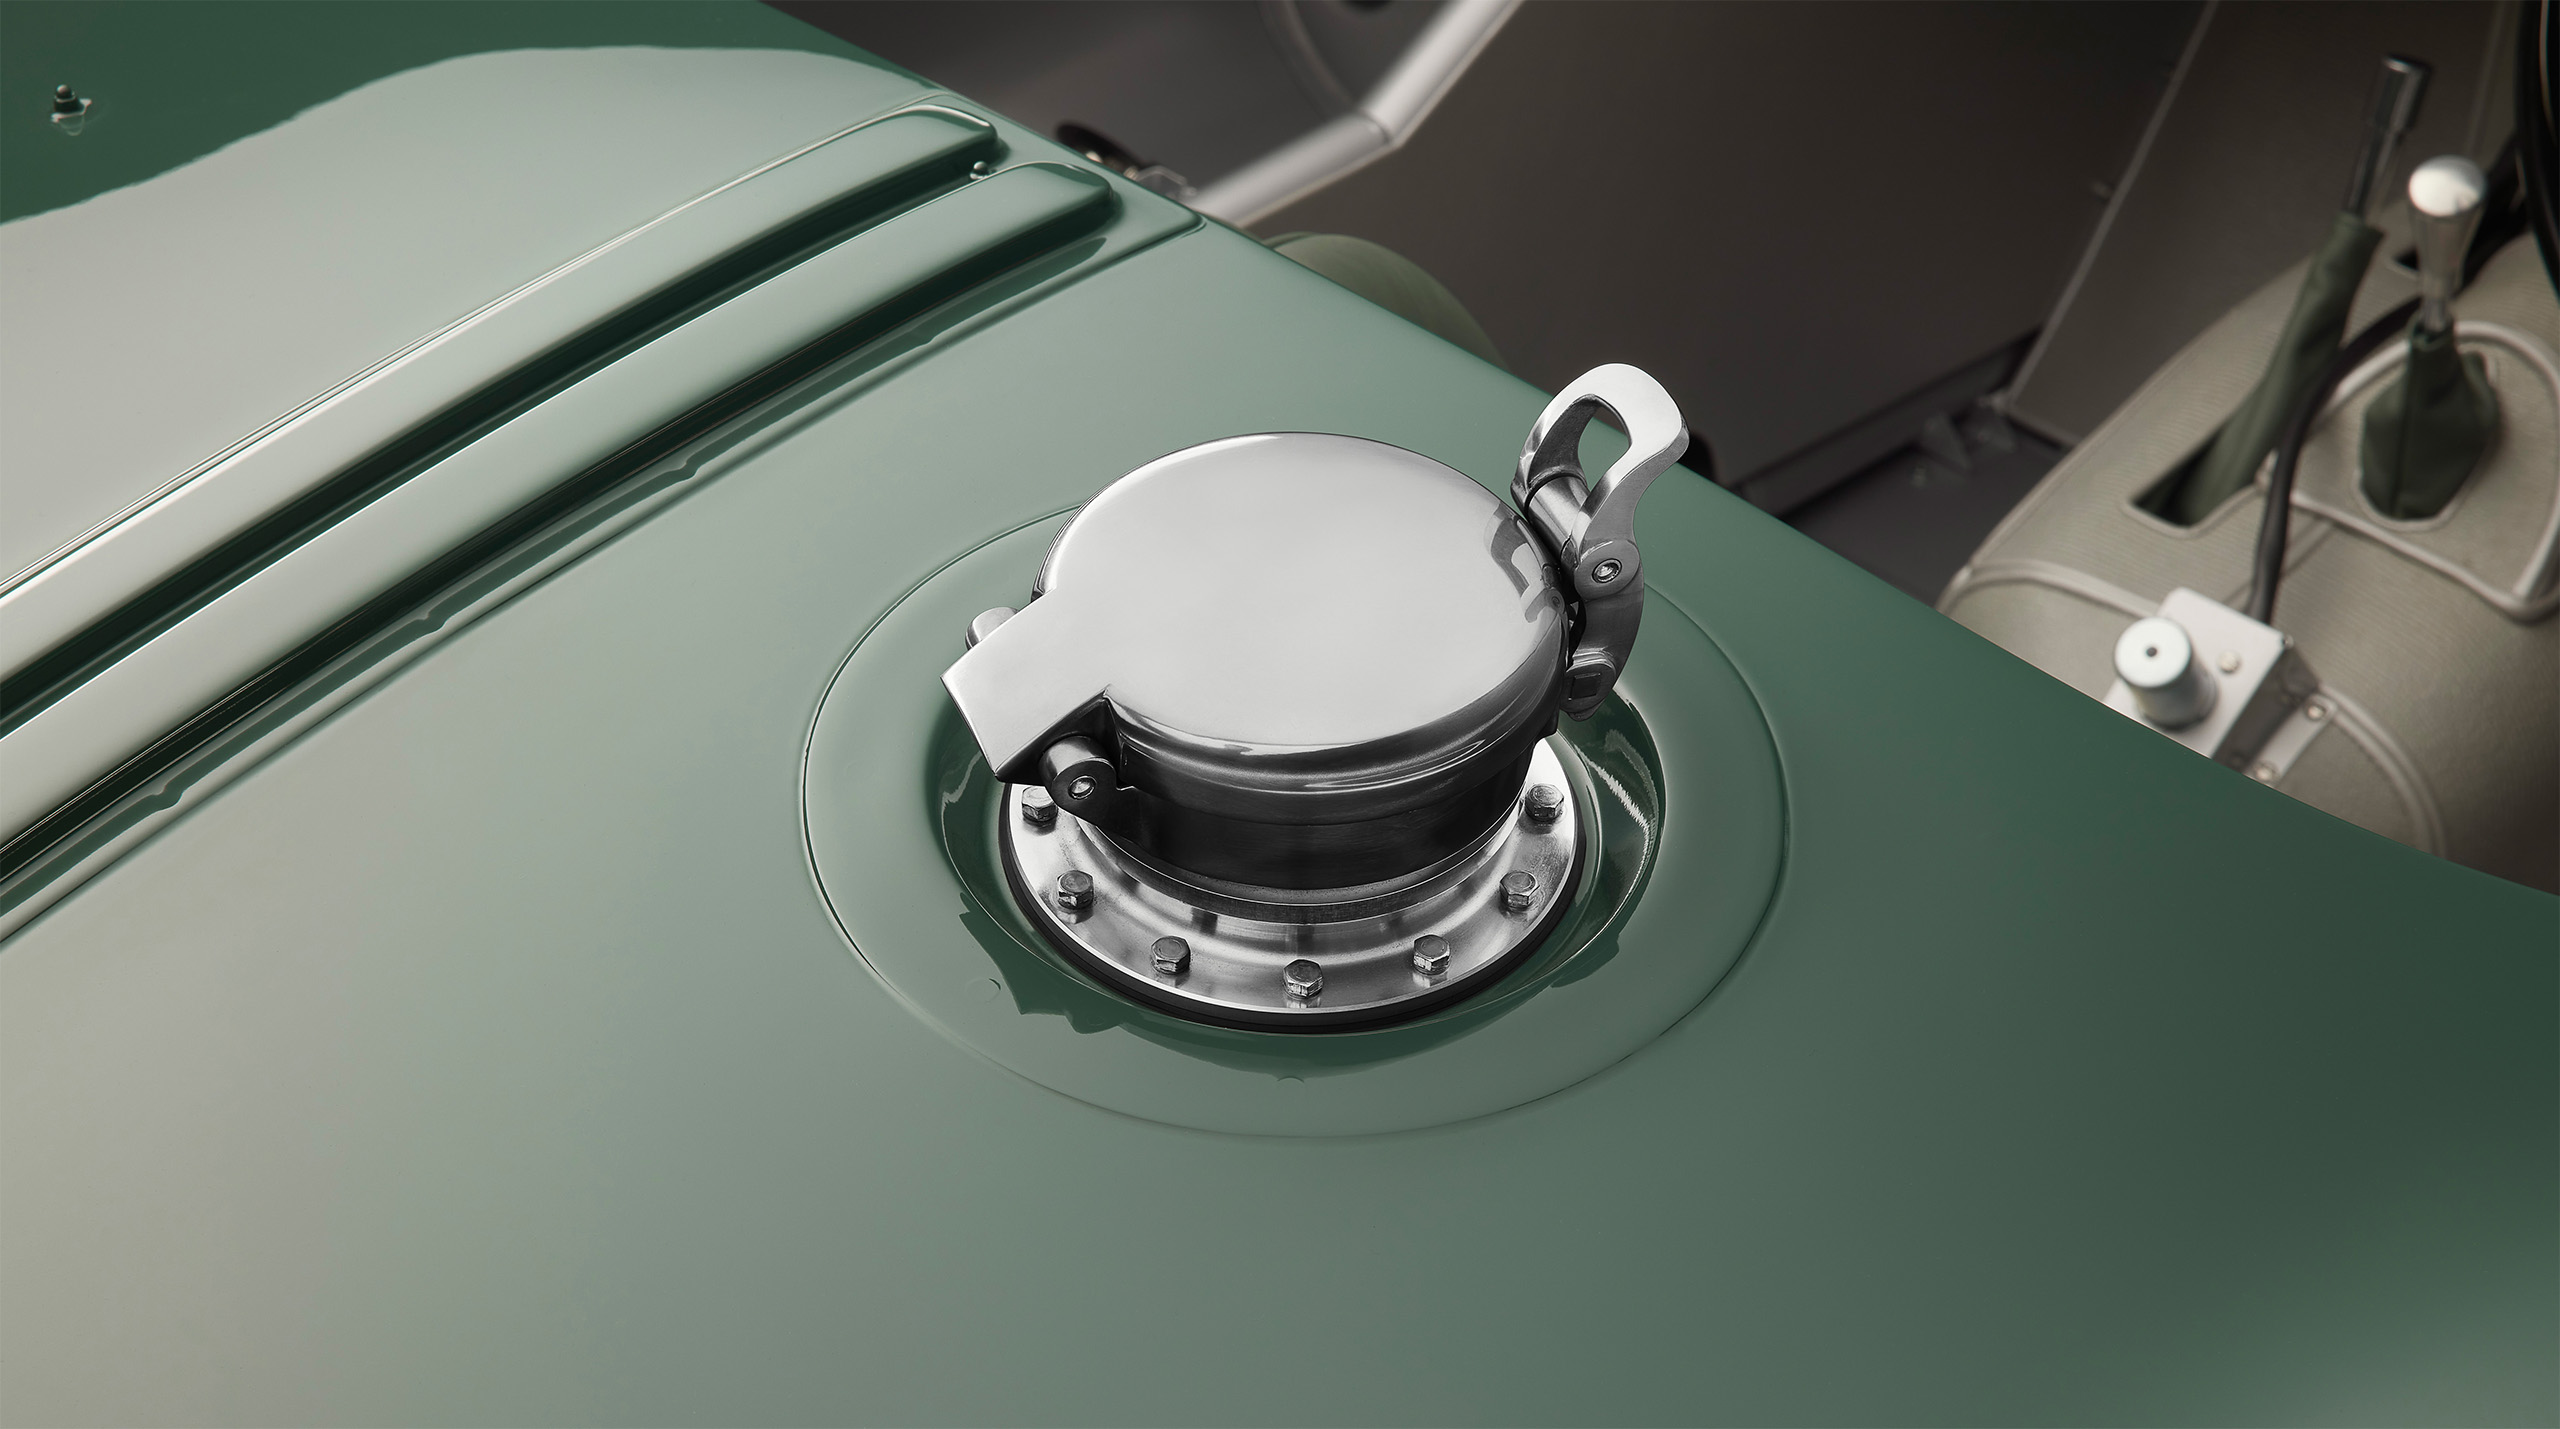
[943,365,1687,1027]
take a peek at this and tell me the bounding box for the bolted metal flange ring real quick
[1003,738,1585,1030]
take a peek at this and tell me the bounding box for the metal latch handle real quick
[1510,364,1687,718]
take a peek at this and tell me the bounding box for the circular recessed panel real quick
[804,516,1785,1136]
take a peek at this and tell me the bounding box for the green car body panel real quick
[1,5,2552,1423]
[0,0,909,224]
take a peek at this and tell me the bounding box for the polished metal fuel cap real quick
[944,365,1687,1028]
[951,431,1566,886]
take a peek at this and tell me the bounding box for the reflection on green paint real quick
[1,0,900,222]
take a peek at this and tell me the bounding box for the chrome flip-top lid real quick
[945,432,1566,824]
[943,364,1683,902]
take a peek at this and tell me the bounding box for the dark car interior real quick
[3,6,2553,1421]
[782,0,2560,890]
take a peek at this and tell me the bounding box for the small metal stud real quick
[2305,700,2329,722]
[2250,762,2279,784]
[966,606,1015,649]
[49,85,91,133]
[1500,870,1537,913]
[2217,651,2242,674]
[969,159,992,178]
[1411,934,1451,977]
[1020,785,1058,827]
[1591,558,1622,584]
[1054,869,1095,912]
[1066,774,1099,802]
[1284,959,1324,999]
[1524,783,1565,824]
[1151,936,1191,976]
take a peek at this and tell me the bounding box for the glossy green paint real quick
[0,16,2553,1428]
[5,213,2551,1422]
[0,97,1193,909]
[1,0,902,222]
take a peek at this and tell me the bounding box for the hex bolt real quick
[1284,958,1324,1000]
[1054,869,1095,913]
[1019,785,1058,828]
[1524,783,1565,824]
[1151,936,1191,977]
[1411,934,1451,977]
[1591,558,1623,584]
[1500,870,1538,913]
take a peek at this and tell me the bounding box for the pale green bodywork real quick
[0,7,2551,1424]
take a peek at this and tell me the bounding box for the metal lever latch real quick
[1510,364,1687,718]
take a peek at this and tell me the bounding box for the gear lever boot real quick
[2174,213,2380,522]
[2360,326,2498,518]
[2166,56,2426,525]
[2361,155,2500,520]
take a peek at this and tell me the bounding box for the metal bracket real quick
[2102,587,2321,769]
[1510,364,1688,718]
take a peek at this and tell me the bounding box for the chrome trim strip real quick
[1192,0,1519,226]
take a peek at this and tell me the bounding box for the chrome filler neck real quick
[942,364,1684,1027]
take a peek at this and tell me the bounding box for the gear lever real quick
[2406,156,2491,334]
[2359,155,2500,519]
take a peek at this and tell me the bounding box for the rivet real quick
[2217,651,2242,674]
[1524,783,1565,824]
[969,159,992,177]
[2250,762,2279,783]
[1500,870,1537,913]
[1284,958,1324,1000]
[2305,700,2329,722]
[1066,774,1098,802]
[1591,558,1622,584]
[1151,936,1190,976]
[1019,785,1058,827]
[1411,934,1451,976]
[1054,869,1094,912]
